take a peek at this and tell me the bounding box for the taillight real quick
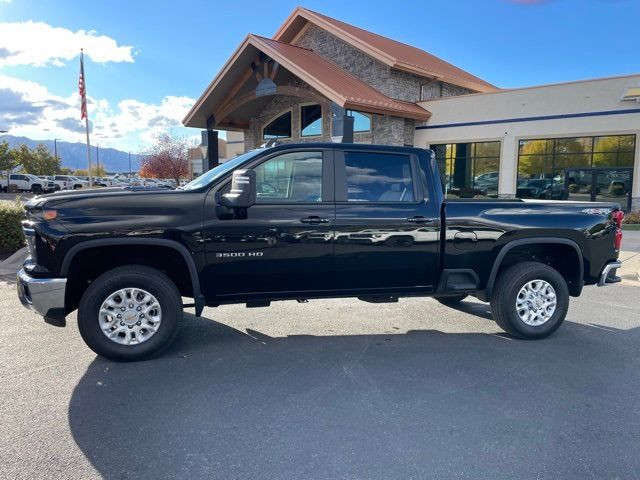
[612,210,624,250]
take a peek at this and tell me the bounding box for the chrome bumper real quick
[597,260,622,287]
[16,268,67,323]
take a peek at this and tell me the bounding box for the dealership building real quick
[183,7,640,211]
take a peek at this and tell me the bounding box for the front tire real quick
[491,261,569,339]
[78,265,182,361]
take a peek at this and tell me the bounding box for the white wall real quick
[414,74,640,208]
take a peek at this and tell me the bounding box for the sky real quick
[0,0,638,152]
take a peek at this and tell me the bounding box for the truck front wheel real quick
[77,265,182,361]
[490,261,569,339]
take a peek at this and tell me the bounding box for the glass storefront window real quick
[517,134,636,199]
[432,141,501,198]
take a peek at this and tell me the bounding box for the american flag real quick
[79,51,87,120]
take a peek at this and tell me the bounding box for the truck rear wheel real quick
[77,265,182,361]
[490,261,569,339]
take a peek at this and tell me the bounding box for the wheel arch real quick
[61,238,202,313]
[481,237,584,301]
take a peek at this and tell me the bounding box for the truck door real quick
[333,149,440,292]
[202,148,335,298]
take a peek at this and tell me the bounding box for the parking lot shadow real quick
[69,313,640,480]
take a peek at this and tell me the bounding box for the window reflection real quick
[432,141,501,198]
[346,110,372,132]
[516,134,636,199]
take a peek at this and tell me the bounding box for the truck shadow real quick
[68,313,640,480]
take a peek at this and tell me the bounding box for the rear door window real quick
[343,151,415,202]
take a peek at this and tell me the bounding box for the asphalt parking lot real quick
[1,279,639,480]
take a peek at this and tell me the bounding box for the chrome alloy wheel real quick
[98,288,162,345]
[516,279,557,326]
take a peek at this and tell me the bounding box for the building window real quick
[300,104,322,137]
[263,111,292,139]
[344,151,414,202]
[346,110,372,132]
[431,141,501,198]
[517,134,636,199]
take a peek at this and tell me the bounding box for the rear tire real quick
[490,261,569,339]
[78,265,182,361]
[436,294,468,307]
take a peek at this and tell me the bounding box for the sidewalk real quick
[619,250,640,286]
[0,247,26,283]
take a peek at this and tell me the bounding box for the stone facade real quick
[242,22,475,150]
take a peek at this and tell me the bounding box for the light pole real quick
[128,151,132,178]
[96,145,100,177]
[53,138,61,163]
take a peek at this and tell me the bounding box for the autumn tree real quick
[13,143,61,175]
[139,131,188,184]
[74,165,106,177]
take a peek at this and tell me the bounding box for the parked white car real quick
[54,175,88,190]
[3,173,56,193]
[39,175,67,191]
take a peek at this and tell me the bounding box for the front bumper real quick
[16,268,67,325]
[597,260,622,287]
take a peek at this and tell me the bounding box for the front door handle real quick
[406,216,434,223]
[300,216,329,224]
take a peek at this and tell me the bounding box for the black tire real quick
[436,294,468,306]
[32,184,42,194]
[491,261,569,339]
[74,184,82,190]
[78,265,182,361]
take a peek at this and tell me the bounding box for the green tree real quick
[13,143,61,175]
[0,140,18,189]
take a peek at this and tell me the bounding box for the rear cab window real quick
[335,150,427,203]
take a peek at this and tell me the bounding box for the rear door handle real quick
[300,216,329,224]
[406,216,434,223]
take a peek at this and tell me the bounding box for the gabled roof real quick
[274,7,499,93]
[183,34,430,128]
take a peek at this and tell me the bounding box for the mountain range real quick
[1,135,141,173]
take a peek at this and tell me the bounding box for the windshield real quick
[181,149,265,191]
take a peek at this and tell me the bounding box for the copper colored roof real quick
[251,35,430,120]
[275,7,499,93]
[183,34,431,127]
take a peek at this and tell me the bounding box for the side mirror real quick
[221,169,256,209]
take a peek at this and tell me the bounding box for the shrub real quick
[0,199,25,252]
[624,211,640,224]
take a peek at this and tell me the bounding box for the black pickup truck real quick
[17,143,624,361]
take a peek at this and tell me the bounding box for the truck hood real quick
[25,187,186,212]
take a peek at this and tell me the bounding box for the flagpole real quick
[80,49,93,187]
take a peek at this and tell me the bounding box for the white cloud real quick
[0,74,195,149]
[0,21,134,67]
